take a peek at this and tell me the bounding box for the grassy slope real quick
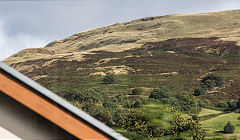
[198,108,222,117]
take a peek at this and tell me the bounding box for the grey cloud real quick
[0,0,240,60]
[1,0,240,39]
[0,1,109,39]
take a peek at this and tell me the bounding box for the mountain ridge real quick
[4,9,240,67]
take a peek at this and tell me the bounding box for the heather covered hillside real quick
[3,10,240,139]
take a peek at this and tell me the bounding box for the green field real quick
[201,110,240,139]
[199,108,222,117]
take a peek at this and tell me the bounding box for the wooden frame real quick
[0,71,111,140]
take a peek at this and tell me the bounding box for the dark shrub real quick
[204,79,217,87]
[118,109,149,136]
[103,75,115,84]
[132,88,143,95]
[235,108,240,113]
[227,100,238,110]
[133,101,141,108]
[64,91,80,101]
[192,114,198,120]
[199,100,211,108]
[224,121,234,134]
[123,100,136,108]
[64,92,75,101]
[193,87,207,96]
[149,86,171,100]
[202,74,224,87]
[103,101,117,110]
[217,101,229,108]
[115,93,124,102]
[160,98,172,104]
[199,102,207,108]
[82,104,113,126]
[112,108,122,124]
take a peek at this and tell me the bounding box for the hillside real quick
[3,9,240,139]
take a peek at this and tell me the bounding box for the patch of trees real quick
[169,115,205,139]
[217,101,229,108]
[117,104,205,139]
[193,74,224,97]
[176,92,200,114]
[64,89,105,103]
[217,99,240,112]
[148,87,198,113]
[62,84,203,138]
[63,88,126,126]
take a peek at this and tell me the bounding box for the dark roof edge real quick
[0,62,128,140]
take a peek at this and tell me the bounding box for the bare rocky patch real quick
[158,72,179,76]
[91,65,134,76]
[95,58,119,65]
[32,75,48,80]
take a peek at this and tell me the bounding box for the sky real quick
[1,0,240,61]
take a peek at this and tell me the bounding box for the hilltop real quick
[3,9,240,139]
